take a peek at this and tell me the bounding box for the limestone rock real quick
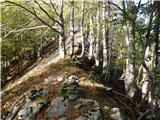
[47,96,69,119]
[18,101,44,120]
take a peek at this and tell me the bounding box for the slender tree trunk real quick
[154,1,160,69]
[95,0,100,67]
[102,0,107,74]
[79,0,85,58]
[58,0,66,59]
[88,2,94,59]
[69,1,74,58]
[125,22,137,98]
[102,0,110,80]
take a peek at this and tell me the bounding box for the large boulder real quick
[18,100,45,120]
[47,96,69,119]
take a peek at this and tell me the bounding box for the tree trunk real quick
[154,1,160,69]
[95,0,100,67]
[142,44,155,103]
[102,0,110,80]
[88,2,94,60]
[79,0,85,58]
[58,0,66,59]
[125,22,137,98]
[121,1,137,98]
[141,1,157,103]
[69,1,74,58]
[102,0,107,74]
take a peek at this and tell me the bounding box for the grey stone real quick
[75,115,88,120]
[44,75,64,84]
[58,117,66,120]
[69,94,79,100]
[75,107,101,120]
[68,75,78,81]
[87,107,101,119]
[6,104,21,120]
[103,106,110,111]
[47,96,69,119]
[17,100,45,120]
[110,108,125,120]
[110,113,125,120]
[27,88,44,100]
[74,103,83,110]
[111,108,120,113]
[79,98,98,106]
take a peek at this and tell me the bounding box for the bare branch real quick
[34,0,61,26]
[2,18,34,38]
[3,25,59,38]
[3,0,62,35]
[50,0,60,17]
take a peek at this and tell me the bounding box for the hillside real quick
[1,60,125,120]
[1,0,160,120]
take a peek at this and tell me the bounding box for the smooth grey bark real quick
[125,23,137,98]
[79,0,85,58]
[58,0,66,59]
[69,1,74,58]
[95,0,101,67]
[102,0,110,80]
[88,1,94,60]
[142,45,155,103]
[102,0,107,74]
[123,1,137,98]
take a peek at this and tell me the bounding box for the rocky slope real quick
[1,60,127,120]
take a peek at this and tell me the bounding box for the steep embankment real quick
[2,60,127,120]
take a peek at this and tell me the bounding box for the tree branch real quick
[50,0,60,17]
[3,0,62,35]
[34,0,62,26]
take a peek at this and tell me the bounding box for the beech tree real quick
[123,1,137,98]
[102,0,107,74]
[79,0,85,58]
[88,0,94,60]
[95,0,101,67]
[69,0,75,58]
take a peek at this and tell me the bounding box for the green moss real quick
[82,92,113,108]
[35,97,47,104]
